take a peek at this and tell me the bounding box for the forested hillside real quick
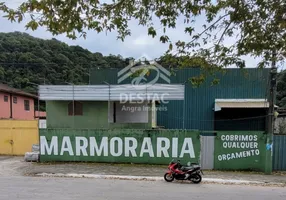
[0,32,130,94]
[0,31,285,108]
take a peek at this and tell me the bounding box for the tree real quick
[277,70,286,107]
[0,0,285,70]
[0,66,4,80]
[0,32,128,93]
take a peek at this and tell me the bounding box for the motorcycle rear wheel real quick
[164,173,174,182]
[190,174,202,184]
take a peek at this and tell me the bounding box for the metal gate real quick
[200,135,215,169]
[0,120,39,155]
[273,135,286,171]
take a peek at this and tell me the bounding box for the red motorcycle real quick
[164,159,203,184]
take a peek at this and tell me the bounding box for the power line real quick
[0,62,93,66]
[29,86,273,122]
[158,112,269,122]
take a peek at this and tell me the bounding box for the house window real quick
[13,97,17,104]
[4,95,8,102]
[24,100,30,111]
[68,101,83,116]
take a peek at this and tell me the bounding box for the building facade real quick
[45,100,154,129]
[89,68,271,132]
[38,68,277,172]
[0,84,40,120]
[39,68,271,132]
[39,84,184,129]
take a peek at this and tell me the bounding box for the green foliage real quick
[0,0,285,69]
[277,70,286,108]
[0,0,284,95]
[157,54,225,86]
[0,32,129,94]
[0,32,221,96]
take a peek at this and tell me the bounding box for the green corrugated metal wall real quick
[273,135,286,171]
[90,68,270,131]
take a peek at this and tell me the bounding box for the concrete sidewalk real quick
[25,161,286,185]
[1,156,286,186]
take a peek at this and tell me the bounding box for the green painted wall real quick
[39,129,201,165]
[47,101,108,129]
[214,131,266,171]
[46,101,152,129]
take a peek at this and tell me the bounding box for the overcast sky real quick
[0,0,273,69]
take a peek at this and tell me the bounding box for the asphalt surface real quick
[0,156,12,161]
[1,156,286,185]
[0,176,285,200]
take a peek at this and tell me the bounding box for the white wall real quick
[39,119,47,129]
[108,101,149,123]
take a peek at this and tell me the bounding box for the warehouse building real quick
[89,68,271,132]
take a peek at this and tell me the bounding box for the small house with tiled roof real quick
[0,84,45,120]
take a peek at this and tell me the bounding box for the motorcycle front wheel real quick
[164,173,174,182]
[189,174,202,184]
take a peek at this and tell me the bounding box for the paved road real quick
[0,176,285,200]
[0,156,12,161]
[1,157,286,184]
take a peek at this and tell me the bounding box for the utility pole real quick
[65,81,75,128]
[72,83,75,128]
[27,82,40,118]
[103,81,110,127]
[265,50,277,175]
[182,81,187,129]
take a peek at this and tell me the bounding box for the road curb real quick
[34,173,285,187]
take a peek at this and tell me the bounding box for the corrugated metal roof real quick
[0,84,37,98]
[39,84,184,101]
[215,99,270,109]
[215,99,268,102]
[214,99,278,110]
[216,101,270,108]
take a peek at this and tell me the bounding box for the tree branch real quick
[105,0,129,11]
[186,13,230,48]
[217,22,232,46]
